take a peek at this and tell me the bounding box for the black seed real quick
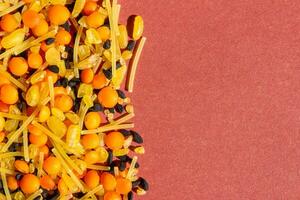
[114,103,124,113]
[117,90,126,99]
[17,102,24,111]
[45,38,55,45]
[117,155,128,162]
[66,3,74,12]
[103,40,111,49]
[104,18,110,27]
[65,60,71,69]
[0,180,3,189]
[0,49,5,54]
[116,61,122,69]
[8,143,19,152]
[34,196,41,200]
[128,191,134,200]
[61,78,68,87]
[135,162,140,168]
[47,65,59,73]
[139,177,149,191]
[73,99,81,113]
[109,162,115,175]
[119,161,126,171]
[130,131,143,144]
[132,179,141,188]
[73,192,85,198]
[15,156,23,160]
[54,79,62,87]
[93,103,103,112]
[18,51,27,58]
[49,193,60,200]
[119,129,131,137]
[108,108,115,113]
[103,68,112,80]
[15,174,22,181]
[107,150,113,165]
[61,22,71,32]
[127,40,135,51]
[41,189,49,198]
[68,78,80,87]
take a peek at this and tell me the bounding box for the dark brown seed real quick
[103,40,111,49]
[45,38,55,45]
[127,40,135,51]
[103,68,112,80]
[119,161,126,171]
[47,65,59,73]
[128,191,134,200]
[119,129,131,137]
[117,90,126,99]
[139,177,149,191]
[114,103,123,113]
[132,179,141,188]
[131,131,143,144]
[107,150,113,165]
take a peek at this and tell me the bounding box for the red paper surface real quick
[120,0,300,199]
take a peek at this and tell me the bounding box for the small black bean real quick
[61,78,68,87]
[103,68,112,80]
[15,174,22,181]
[73,100,81,113]
[65,60,71,69]
[119,129,131,137]
[119,161,126,171]
[109,162,115,175]
[132,179,141,188]
[61,22,71,32]
[108,108,115,113]
[33,196,41,200]
[73,192,85,198]
[47,65,59,73]
[54,79,62,87]
[93,103,103,112]
[104,18,110,27]
[107,150,113,165]
[116,60,122,69]
[114,103,124,113]
[117,155,128,162]
[130,130,144,144]
[128,191,134,200]
[103,40,111,49]
[45,38,55,45]
[127,40,135,51]
[117,90,126,99]
[139,177,149,191]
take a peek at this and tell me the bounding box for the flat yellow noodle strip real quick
[125,37,147,92]
[14,30,57,55]
[1,162,11,200]
[82,123,134,135]
[32,121,83,155]
[53,142,83,174]
[23,129,30,162]
[1,98,50,152]
[86,164,110,171]
[112,112,135,125]
[126,156,137,179]
[0,71,27,91]
[0,1,25,17]
[26,189,42,200]
[0,168,15,175]
[79,185,103,200]
[0,37,34,60]
[48,76,54,107]
[73,25,83,78]
[37,152,44,178]
[79,105,89,129]
[0,112,27,120]
[52,149,85,192]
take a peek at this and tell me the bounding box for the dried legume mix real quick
[0,0,147,199]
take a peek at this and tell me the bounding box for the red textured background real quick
[120,0,300,199]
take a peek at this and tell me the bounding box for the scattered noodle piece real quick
[126,156,137,179]
[0,71,27,91]
[37,152,44,177]
[48,76,55,107]
[0,112,27,120]
[82,123,134,135]
[74,25,83,78]
[1,162,11,200]
[26,189,42,200]
[125,37,147,92]
[79,185,103,200]
[0,168,15,175]
[23,129,30,162]
[0,1,24,17]
[86,164,110,171]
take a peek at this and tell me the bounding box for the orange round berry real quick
[104,192,121,200]
[97,86,118,108]
[22,10,40,28]
[55,29,72,45]
[116,177,132,194]
[54,95,73,112]
[104,131,124,150]
[32,19,48,36]
[0,84,18,105]
[0,14,19,32]
[8,57,28,76]
[40,175,55,191]
[84,112,101,130]
[48,5,70,25]
[86,11,106,28]
[43,156,61,175]
[83,1,98,15]
[28,53,43,69]
[81,134,99,149]
[84,170,100,189]
[20,174,40,194]
[81,68,94,84]
[93,73,107,89]
[101,172,117,191]
[29,133,48,147]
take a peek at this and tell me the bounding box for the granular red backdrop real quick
[120,0,300,199]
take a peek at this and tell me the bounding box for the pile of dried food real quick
[0,0,147,199]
